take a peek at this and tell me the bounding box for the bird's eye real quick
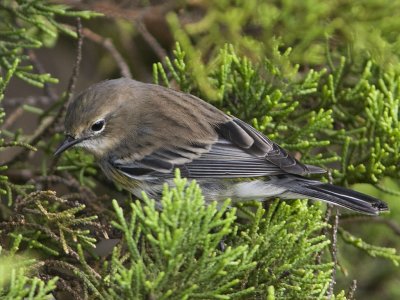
[91,119,105,132]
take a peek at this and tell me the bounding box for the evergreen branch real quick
[339,228,400,266]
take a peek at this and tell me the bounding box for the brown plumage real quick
[55,78,389,215]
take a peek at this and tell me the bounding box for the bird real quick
[54,78,389,215]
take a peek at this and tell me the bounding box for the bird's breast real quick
[99,160,140,190]
[98,159,164,200]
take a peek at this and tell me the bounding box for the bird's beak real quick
[54,135,84,156]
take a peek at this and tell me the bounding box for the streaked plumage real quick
[55,78,389,215]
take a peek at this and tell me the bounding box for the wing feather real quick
[112,118,326,179]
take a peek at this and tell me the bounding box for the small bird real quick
[55,78,388,215]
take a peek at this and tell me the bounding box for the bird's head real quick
[54,78,139,158]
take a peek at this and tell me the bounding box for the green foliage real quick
[0,0,99,88]
[0,172,336,299]
[1,0,400,299]
[0,235,58,299]
[105,172,255,299]
[168,0,400,68]
[233,200,332,298]
[0,0,99,203]
[54,146,98,188]
[339,228,400,266]
[64,172,333,299]
[0,267,57,300]
[11,190,98,256]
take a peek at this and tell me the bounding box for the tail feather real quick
[281,177,389,215]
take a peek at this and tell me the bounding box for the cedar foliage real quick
[1,0,400,299]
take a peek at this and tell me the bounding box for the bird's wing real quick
[112,118,325,179]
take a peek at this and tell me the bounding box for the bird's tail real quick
[279,176,389,215]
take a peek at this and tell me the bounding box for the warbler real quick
[55,78,388,215]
